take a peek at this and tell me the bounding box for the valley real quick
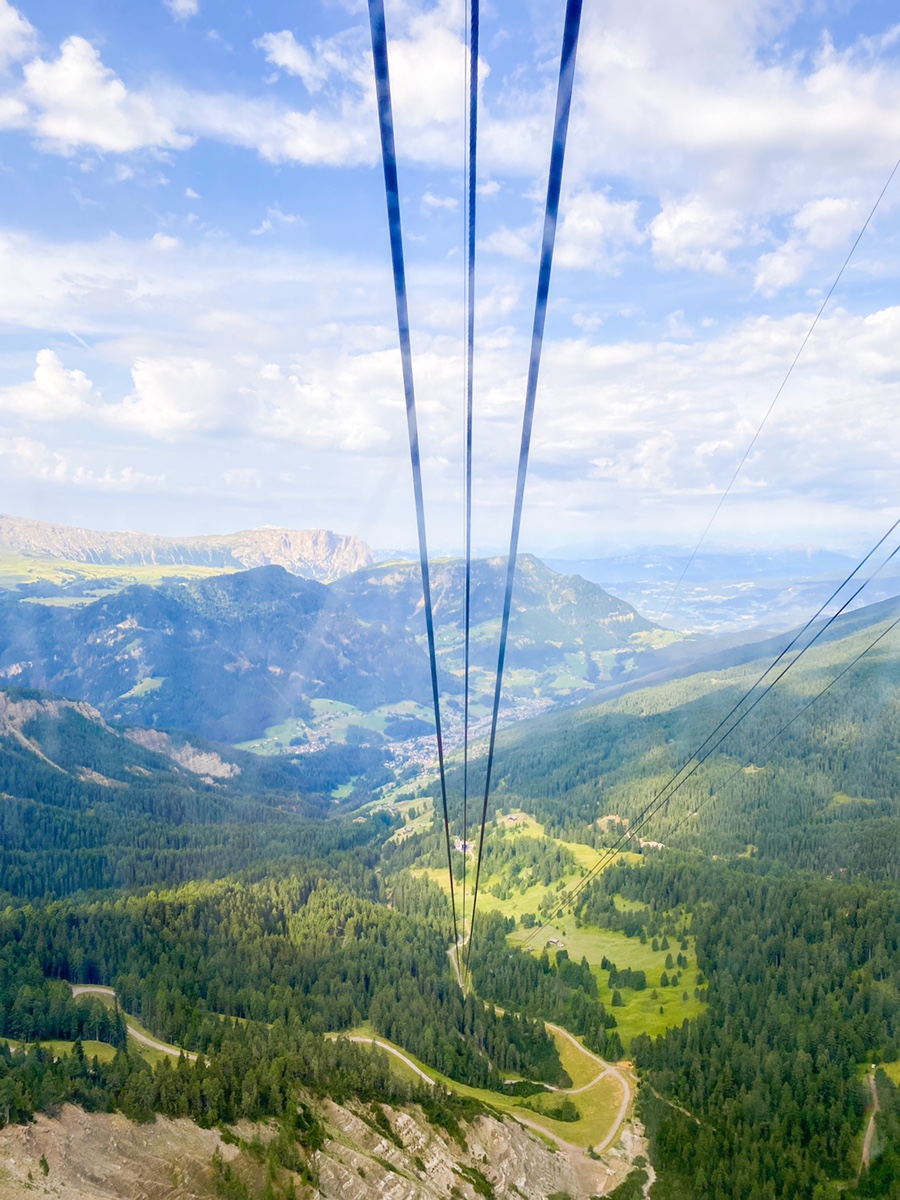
[0,517,897,1198]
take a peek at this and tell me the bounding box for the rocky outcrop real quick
[0,1100,646,1200]
[0,515,374,582]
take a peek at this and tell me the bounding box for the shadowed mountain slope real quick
[0,567,431,742]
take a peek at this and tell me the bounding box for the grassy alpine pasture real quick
[510,919,706,1047]
[418,809,706,1049]
[0,551,228,599]
[236,697,436,755]
[1,1038,118,1064]
[339,1023,628,1150]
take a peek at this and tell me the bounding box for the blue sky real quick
[1,0,900,556]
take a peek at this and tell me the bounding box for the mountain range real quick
[0,550,662,749]
[549,546,900,632]
[0,514,374,587]
[0,515,898,1198]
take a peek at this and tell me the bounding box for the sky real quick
[0,0,900,557]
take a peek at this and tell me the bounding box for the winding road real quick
[860,1072,880,1176]
[543,1020,632,1152]
[71,981,632,1158]
[448,941,633,1152]
[70,984,198,1062]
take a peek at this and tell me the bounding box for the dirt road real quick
[860,1072,880,1175]
[544,1021,633,1152]
[326,1032,435,1086]
[70,984,197,1061]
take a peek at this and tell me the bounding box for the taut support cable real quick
[521,526,900,948]
[466,0,583,980]
[368,0,459,953]
[657,156,900,624]
[461,0,479,961]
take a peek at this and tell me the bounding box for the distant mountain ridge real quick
[0,566,432,742]
[0,514,374,582]
[0,555,665,750]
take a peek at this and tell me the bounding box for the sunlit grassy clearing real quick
[337,1027,625,1149]
[416,811,707,1048]
[0,553,228,596]
[418,897,705,1049]
[238,698,436,754]
[1,1038,117,1064]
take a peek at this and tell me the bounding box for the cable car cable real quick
[368,0,460,952]
[520,532,900,948]
[666,610,900,843]
[621,514,900,816]
[461,0,480,968]
[466,0,584,979]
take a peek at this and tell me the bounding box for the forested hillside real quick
[0,555,898,1196]
[610,854,899,1199]
[0,567,435,742]
[468,599,900,878]
[0,685,395,898]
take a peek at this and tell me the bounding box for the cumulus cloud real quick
[251,4,476,167]
[479,221,539,261]
[755,197,866,294]
[555,190,644,270]
[0,349,102,419]
[110,356,232,439]
[164,0,198,19]
[0,435,67,481]
[650,194,746,273]
[0,0,35,71]
[254,30,346,94]
[422,191,458,211]
[22,37,192,154]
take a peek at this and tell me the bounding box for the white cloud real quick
[71,464,165,489]
[754,196,865,294]
[650,194,745,273]
[22,36,192,154]
[479,221,539,261]
[0,0,35,71]
[250,204,300,235]
[0,349,102,419]
[0,434,159,492]
[0,92,27,130]
[163,86,375,166]
[111,356,232,439]
[556,190,644,270]
[0,435,67,481]
[754,242,811,294]
[164,0,198,19]
[250,5,477,167]
[0,205,898,548]
[793,197,864,251]
[476,284,520,321]
[422,191,458,211]
[255,31,336,94]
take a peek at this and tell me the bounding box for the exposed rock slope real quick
[0,515,373,581]
[0,1100,641,1200]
